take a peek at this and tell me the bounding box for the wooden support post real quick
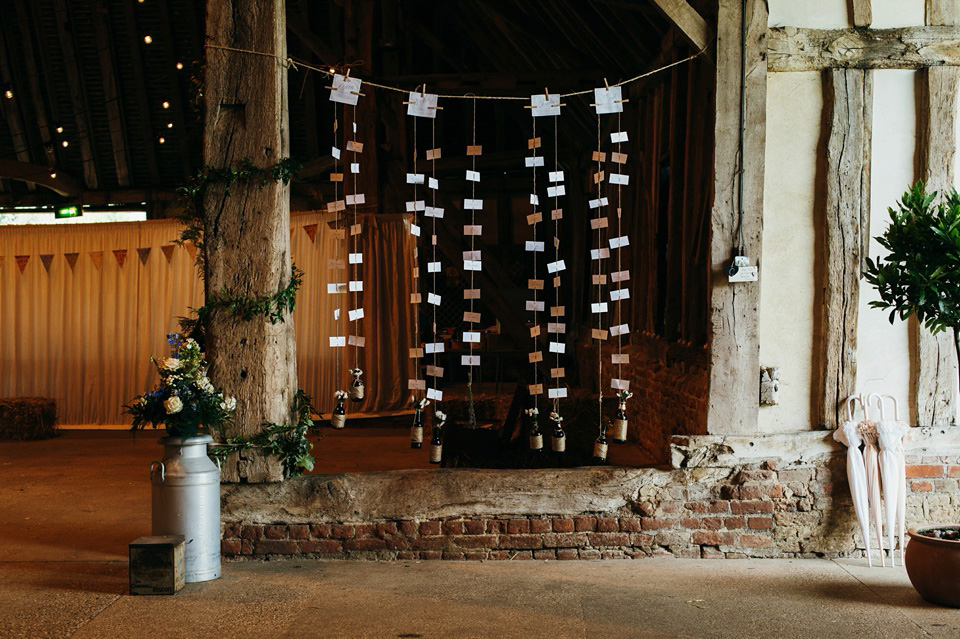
[852,0,873,27]
[706,0,767,435]
[650,0,712,52]
[927,0,956,26]
[819,69,870,429]
[916,65,960,428]
[204,0,296,482]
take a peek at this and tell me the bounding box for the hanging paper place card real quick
[464,225,482,236]
[464,199,483,210]
[348,308,365,321]
[464,311,481,323]
[612,353,630,365]
[426,388,443,401]
[466,170,480,182]
[332,146,341,159]
[410,224,421,237]
[467,145,482,156]
[530,325,541,338]
[425,342,445,354]
[463,250,481,261]
[609,236,630,249]
[525,156,545,168]
[530,93,562,117]
[592,151,607,162]
[425,206,444,218]
[548,171,565,183]
[406,173,425,184]
[530,194,539,206]
[525,241,544,252]
[529,351,543,363]
[427,148,442,160]
[549,342,565,354]
[328,200,346,212]
[462,355,480,366]
[547,185,565,198]
[610,323,630,336]
[528,279,544,290]
[527,212,542,225]
[346,140,364,153]
[463,331,481,343]
[410,347,424,358]
[427,261,441,273]
[329,336,346,347]
[551,368,565,378]
[591,217,609,230]
[594,171,605,184]
[464,260,481,271]
[349,253,363,264]
[350,223,362,236]
[406,90,439,118]
[406,200,426,211]
[529,383,544,395]
[547,322,565,334]
[464,289,480,299]
[611,131,629,143]
[349,280,363,292]
[410,293,422,303]
[334,309,341,320]
[611,152,628,164]
[327,282,347,294]
[328,259,346,270]
[592,328,609,340]
[547,260,565,273]
[550,305,565,317]
[428,293,442,306]
[526,300,545,312]
[592,302,609,314]
[329,74,362,105]
[589,197,609,209]
[348,335,366,347]
[591,248,610,260]
[611,378,631,391]
[610,173,630,186]
[610,288,630,301]
[611,269,631,282]
[429,178,439,190]
[426,365,444,377]
[551,209,563,220]
[408,379,426,390]
[346,194,365,206]
[548,387,568,399]
[592,274,607,285]
[528,137,541,149]
[593,85,624,114]
[351,163,360,173]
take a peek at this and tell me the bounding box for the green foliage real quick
[207,390,318,478]
[864,181,960,336]
[194,264,303,325]
[125,334,236,439]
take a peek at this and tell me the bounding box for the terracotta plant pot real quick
[905,526,960,607]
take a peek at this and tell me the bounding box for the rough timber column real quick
[706,0,767,435]
[917,63,960,428]
[203,0,295,482]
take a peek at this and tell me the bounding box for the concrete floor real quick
[3,432,960,638]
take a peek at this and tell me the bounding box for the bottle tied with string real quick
[411,397,429,449]
[611,390,633,444]
[549,411,565,453]
[593,420,609,464]
[348,367,365,402]
[525,407,543,452]
[331,390,347,429]
[430,409,447,465]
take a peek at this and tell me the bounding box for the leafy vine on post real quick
[864,182,960,372]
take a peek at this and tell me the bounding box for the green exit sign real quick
[55,205,81,219]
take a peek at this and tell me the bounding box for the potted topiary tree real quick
[864,181,960,607]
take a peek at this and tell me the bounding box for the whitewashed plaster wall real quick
[760,0,940,433]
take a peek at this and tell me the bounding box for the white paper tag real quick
[427,292,442,306]
[610,323,629,336]
[429,177,439,190]
[547,260,565,273]
[464,260,482,271]
[425,206,444,218]
[466,170,480,182]
[593,85,624,115]
[530,194,540,205]
[611,353,630,365]
[547,185,566,198]
[609,235,630,249]
[407,173,425,184]
[461,355,480,366]
[425,342,445,354]
[408,379,426,390]
[463,331,481,343]
[589,197,609,209]
[464,199,484,210]
[525,156,545,168]
[351,163,360,174]
[426,388,443,401]
[525,241,545,252]
[327,282,346,294]
[548,170,565,183]
[332,146,341,159]
[611,270,630,282]
[530,93,562,117]
[349,280,364,292]
[549,341,566,354]
[611,131,629,143]
[427,261,441,273]
[329,336,346,347]
[591,248,610,260]
[592,302,609,314]
[349,308,365,321]
[610,173,630,186]
[346,193,366,206]
[349,253,363,264]
[334,308,341,320]
[610,288,630,301]
[611,378,630,391]
[406,91,439,118]
[406,200,426,212]
[548,387,568,399]
[526,300,545,312]
[411,224,421,237]
[348,335,366,347]
[329,74,362,105]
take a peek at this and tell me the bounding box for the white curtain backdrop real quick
[0,212,414,425]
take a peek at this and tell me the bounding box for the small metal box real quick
[129,535,186,596]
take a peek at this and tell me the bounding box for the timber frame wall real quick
[702,0,960,436]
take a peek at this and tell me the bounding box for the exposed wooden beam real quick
[706,0,767,435]
[0,188,178,208]
[0,159,81,196]
[852,0,873,27]
[287,18,336,64]
[0,22,35,191]
[769,26,960,71]
[52,0,99,189]
[819,69,870,429]
[121,0,160,185]
[91,0,131,186]
[649,0,711,51]
[927,0,956,26]
[917,65,960,428]
[12,0,56,168]
[155,0,194,179]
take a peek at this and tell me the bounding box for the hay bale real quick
[0,398,58,440]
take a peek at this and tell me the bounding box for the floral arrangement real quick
[524,407,539,417]
[411,396,430,411]
[126,334,236,439]
[435,410,447,426]
[616,390,634,403]
[549,411,563,424]
[334,390,347,402]
[350,368,364,381]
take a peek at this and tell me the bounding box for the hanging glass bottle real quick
[348,368,365,402]
[611,390,632,443]
[331,390,347,429]
[526,407,543,452]
[430,410,446,465]
[411,398,429,449]
[593,421,609,464]
[550,411,565,453]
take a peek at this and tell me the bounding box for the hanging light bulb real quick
[176,62,184,70]
[143,35,153,44]
[162,101,170,109]
[61,140,69,148]
[54,122,64,134]
[3,84,13,99]
[167,122,173,129]
[158,136,166,144]
[48,168,57,179]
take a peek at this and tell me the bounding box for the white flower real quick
[164,396,183,415]
[219,396,237,412]
[524,407,539,416]
[549,411,563,423]
[334,390,348,400]
[197,377,214,393]
[136,397,146,407]
[350,368,363,379]
[185,338,198,349]
[435,410,447,424]
[163,357,182,371]
[417,398,430,411]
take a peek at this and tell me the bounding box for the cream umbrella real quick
[873,393,909,566]
[833,395,873,566]
[859,393,885,567]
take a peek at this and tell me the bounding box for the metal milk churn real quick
[150,435,221,583]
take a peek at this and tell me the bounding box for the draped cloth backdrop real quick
[0,212,415,425]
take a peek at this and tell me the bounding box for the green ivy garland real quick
[175,158,317,478]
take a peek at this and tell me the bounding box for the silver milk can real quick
[150,435,221,583]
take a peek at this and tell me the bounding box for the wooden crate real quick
[129,535,186,596]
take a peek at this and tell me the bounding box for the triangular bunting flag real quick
[40,254,54,274]
[303,224,318,243]
[184,241,197,262]
[65,253,80,271]
[137,247,151,265]
[113,249,128,268]
[15,255,29,274]
[89,251,102,270]
[160,245,175,263]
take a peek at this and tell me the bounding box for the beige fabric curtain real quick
[0,213,414,425]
